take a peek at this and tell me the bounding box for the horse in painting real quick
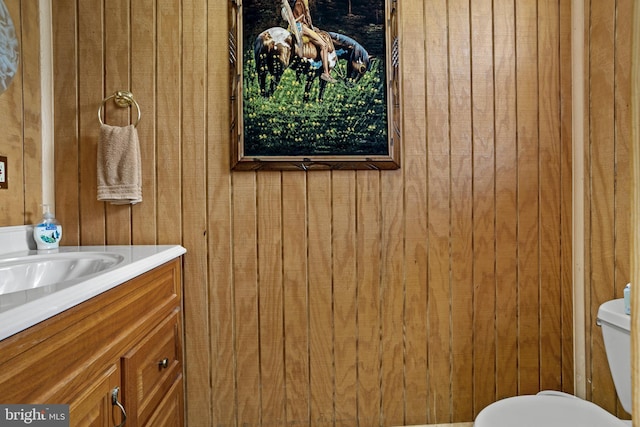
[328,32,372,83]
[254,26,338,101]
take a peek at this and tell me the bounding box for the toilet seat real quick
[474,394,629,427]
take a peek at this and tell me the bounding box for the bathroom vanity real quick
[0,244,185,427]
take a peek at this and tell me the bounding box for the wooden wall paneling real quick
[77,0,105,244]
[588,0,618,415]
[401,0,428,422]
[131,0,158,245]
[559,0,574,395]
[307,171,333,427]
[581,0,593,401]
[355,170,382,426]
[1,0,24,225]
[471,0,496,415]
[282,173,310,425]
[448,0,474,420]
[52,0,80,242]
[425,0,450,422]
[156,0,181,245]
[46,0,583,423]
[493,0,518,402]
[20,0,42,223]
[181,0,212,425]
[232,172,260,425]
[631,0,640,421]
[379,169,404,427]
[332,171,357,427]
[258,172,285,426]
[515,0,541,396]
[207,0,234,423]
[613,1,632,419]
[538,0,563,392]
[104,0,131,244]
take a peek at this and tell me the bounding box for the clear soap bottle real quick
[33,204,62,250]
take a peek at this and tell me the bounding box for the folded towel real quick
[97,124,142,205]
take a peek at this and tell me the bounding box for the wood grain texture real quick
[631,0,640,422]
[493,0,518,402]
[588,0,619,415]
[43,0,591,424]
[282,172,310,425]
[449,0,474,418]
[426,0,451,422]
[559,0,574,397]
[52,0,80,243]
[516,0,541,397]
[258,171,285,426]
[77,0,105,244]
[356,170,382,426]
[308,171,333,427]
[104,0,131,244]
[181,1,212,425]
[402,0,428,423]
[585,0,632,419]
[538,0,563,392]
[332,171,358,427]
[471,0,496,414]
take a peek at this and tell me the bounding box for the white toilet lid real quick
[474,395,629,427]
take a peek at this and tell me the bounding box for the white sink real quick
[0,252,124,312]
[0,226,186,341]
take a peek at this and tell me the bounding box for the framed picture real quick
[230,0,400,170]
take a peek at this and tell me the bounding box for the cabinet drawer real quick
[122,309,181,427]
[144,375,184,427]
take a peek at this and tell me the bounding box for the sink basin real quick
[0,252,125,296]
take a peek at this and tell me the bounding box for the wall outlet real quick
[0,156,7,189]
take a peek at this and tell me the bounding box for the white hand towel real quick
[97,124,142,205]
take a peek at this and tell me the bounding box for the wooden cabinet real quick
[0,258,184,427]
[122,310,182,427]
[69,364,121,427]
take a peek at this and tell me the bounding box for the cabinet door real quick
[69,364,123,427]
[122,309,182,426]
[144,375,184,427]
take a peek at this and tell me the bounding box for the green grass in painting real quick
[242,52,388,157]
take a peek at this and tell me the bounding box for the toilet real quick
[474,298,632,426]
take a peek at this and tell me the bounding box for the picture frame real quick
[229,0,400,170]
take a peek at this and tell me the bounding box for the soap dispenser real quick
[33,204,62,250]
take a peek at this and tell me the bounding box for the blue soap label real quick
[38,223,58,231]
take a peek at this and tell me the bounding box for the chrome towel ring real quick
[98,90,141,127]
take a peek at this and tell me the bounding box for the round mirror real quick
[0,0,19,94]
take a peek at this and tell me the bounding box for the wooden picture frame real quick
[230,0,400,170]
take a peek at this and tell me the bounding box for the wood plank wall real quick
[27,0,613,425]
[48,1,575,425]
[0,0,41,225]
[48,0,574,425]
[584,0,632,419]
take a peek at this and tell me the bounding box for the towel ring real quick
[98,90,141,127]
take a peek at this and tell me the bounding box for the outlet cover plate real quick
[0,156,6,189]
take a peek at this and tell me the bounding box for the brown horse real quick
[254,26,338,101]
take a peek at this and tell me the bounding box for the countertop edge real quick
[0,245,186,341]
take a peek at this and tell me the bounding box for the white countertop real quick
[0,244,186,341]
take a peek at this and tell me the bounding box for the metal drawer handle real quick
[158,358,169,369]
[111,386,127,427]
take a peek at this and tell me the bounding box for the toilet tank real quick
[597,298,632,414]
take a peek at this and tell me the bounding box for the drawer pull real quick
[158,358,169,369]
[111,386,127,427]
